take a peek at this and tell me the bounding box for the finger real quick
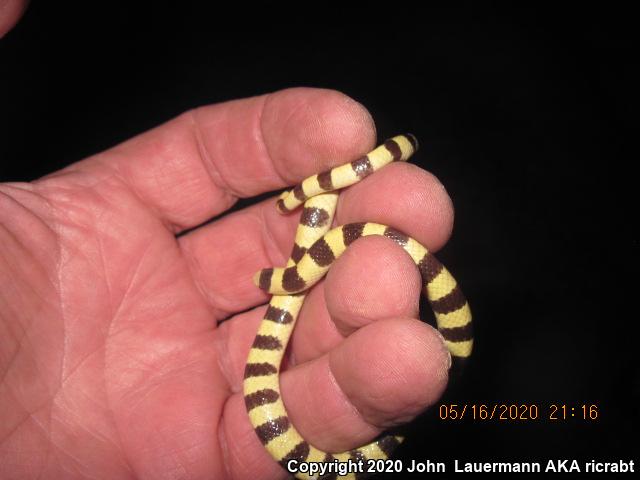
[0,0,28,38]
[335,161,455,250]
[290,236,422,364]
[179,194,301,318]
[58,88,375,232]
[221,317,449,478]
[179,161,453,318]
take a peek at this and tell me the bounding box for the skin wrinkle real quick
[196,107,241,196]
[221,416,251,480]
[179,240,229,320]
[0,190,63,471]
[11,415,50,477]
[0,191,57,276]
[258,202,288,279]
[62,427,131,479]
[87,202,146,473]
[55,186,117,386]
[118,380,167,425]
[116,348,212,414]
[192,104,255,200]
[0,184,61,250]
[104,347,156,393]
[174,440,212,474]
[41,421,105,480]
[216,415,234,480]
[371,337,418,400]
[104,240,154,327]
[5,379,52,467]
[100,155,177,235]
[91,231,111,434]
[220,397,285,480]
[150,159,186,232]
[33,437,51,480]
[8,318,55,401]
[12,342,117,476]
[0,181,35,193]
[212,323,233,389]
[325,353,376,436]
[188,108,237,212]
[255,93,288,186]
[190,262,240,320]
[260,93,303,185]
[212,305,254,392]
[1,387,40,442]
[39,177,125,242]
[288,101,320,162]
[0,316,27,387]
[50,406,112,450]
[138,421,190,480]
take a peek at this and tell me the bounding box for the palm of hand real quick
[1,168,233,478]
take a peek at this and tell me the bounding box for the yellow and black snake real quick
[243,135,473,479]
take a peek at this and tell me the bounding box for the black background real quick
[1,2,637,479]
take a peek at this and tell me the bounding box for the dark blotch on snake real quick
[405,133,419,151]
[293,184,307,202]
[440,322,473,342]
[276,198,290,213]
[377,436,401,456]
[290,244,306,264]
[244,362,277,378]
[349,450,368,479]
[417,253,444,283]
[383,226,409,246]
[301,207,330,228]
[264,305,293,324]
[279,441,311,468]
[342,222,366,246]
[252,334,283,350]
[431,285,467,314]
[351,156,373,179]
[259,268,273,292]
[319,454,338,480]
[317,170,334,190]
[384,139,402,161]
[245,388,280,411]
[308,238,335,267]
[282,267,306,292]
[255,416,290,444]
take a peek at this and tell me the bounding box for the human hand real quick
[0,88,454,479]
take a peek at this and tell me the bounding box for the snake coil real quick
[243,135,473,479]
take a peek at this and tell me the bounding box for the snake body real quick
[243,135,473,479]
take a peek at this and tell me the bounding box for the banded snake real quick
[243,134,473,479]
